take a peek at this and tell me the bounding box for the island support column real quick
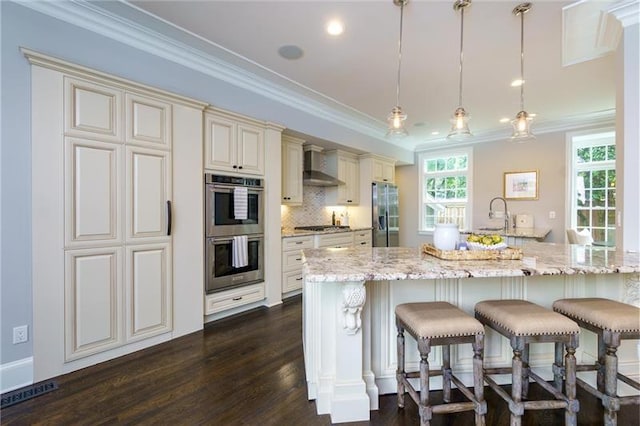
[304,279,376,423]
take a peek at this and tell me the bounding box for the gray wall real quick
[0,2,412,363]
[397,127,613,248]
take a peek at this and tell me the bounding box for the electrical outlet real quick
[13,325,28,344]
[549,211,556,219]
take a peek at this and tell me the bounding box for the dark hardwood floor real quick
[1,295,638,425]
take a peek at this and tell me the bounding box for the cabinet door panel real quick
[282,140,303,204]
[126,244,172,341]
[65,138,121,246]
[126,93,172,149]
[237,123,264,175]
[64,77,122,141]
[65,247,123,361]
[126,147,171,241]
[204,114,236,171]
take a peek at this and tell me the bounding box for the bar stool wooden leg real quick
[442,345,452,403]
[604,331,621,426]
[418,340,432,426]
[511,338,525,426]
[597,333,606,393]
[565,342,578,426]
[553,341,564,391]
[522,343,530,399]
[396,326,405,409]
[473,334,486,426]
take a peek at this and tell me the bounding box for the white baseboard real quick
[1,357,34,394]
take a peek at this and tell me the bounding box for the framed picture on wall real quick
[503,170,538,200]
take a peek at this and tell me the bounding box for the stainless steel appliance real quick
[205,174,263,237]
[204,173,265,293]
[372,182,399,247]
[205,234,264,293]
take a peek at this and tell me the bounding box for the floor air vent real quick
[1,380,58,409]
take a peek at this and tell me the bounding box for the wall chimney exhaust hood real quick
[303,147,344,187]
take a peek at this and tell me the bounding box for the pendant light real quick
[447,0,472,140]
[387,0,409,138]
[511,2,535,141]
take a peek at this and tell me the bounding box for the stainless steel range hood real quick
[303,149,344,186]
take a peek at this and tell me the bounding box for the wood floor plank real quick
[1,295,638,425]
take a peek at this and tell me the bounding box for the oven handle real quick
[166,200,172,236]
[211,183,264,191]
[211,235,264,243]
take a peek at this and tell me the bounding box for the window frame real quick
[566,129,616,245]
[418,147,473,234]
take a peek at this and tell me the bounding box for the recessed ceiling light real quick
[431,131,440,135]
[511,79,525,87]
[499,117,510,123]
[529,113,537,117]
[278,45,304,60]
[326,20,344,36]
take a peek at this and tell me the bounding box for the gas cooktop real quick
[294,225,351,232]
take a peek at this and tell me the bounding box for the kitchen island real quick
[301,243,640,423]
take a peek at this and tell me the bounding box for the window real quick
[419,148,472,232]
[569,131,616,245]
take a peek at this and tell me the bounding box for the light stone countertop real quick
[302,243,640,283]
[282,227,373,238]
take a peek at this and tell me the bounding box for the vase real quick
[433,223,460,250]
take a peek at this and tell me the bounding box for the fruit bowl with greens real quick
[466,234,507,251]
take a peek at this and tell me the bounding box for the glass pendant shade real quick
[511,110,535,142]
[386,0,408,139]
[386,106,408,137]
[447,0,472,141]
[511,3,534,142]
[447,107,472,140]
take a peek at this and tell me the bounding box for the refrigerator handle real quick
[379,215,386,230]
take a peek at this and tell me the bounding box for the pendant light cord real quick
[519,10,525,111]
[395,1,405,108]
[458,6,465,108]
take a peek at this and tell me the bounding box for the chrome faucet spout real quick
[489,196,510,231]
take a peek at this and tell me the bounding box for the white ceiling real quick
[123,0,618,150]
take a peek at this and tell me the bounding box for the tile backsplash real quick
[281,186,351,229]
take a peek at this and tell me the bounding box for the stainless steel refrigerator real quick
[372,182,399,247]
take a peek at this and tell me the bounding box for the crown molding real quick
[414,109,616,152]
[15,0,395,145]
[607,0,640,27]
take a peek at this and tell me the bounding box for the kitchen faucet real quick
[489,197,511,231]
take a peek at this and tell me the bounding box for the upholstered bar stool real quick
[474,299,581,426]
[395,302,487,426]
[553,298,640,426]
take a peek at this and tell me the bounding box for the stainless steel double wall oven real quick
[204,174,264,293]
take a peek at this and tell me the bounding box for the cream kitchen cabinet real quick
[205,282,266,315]
[282,235,314,293]
[29,50,206,380]
[325,150,360,205]
[315,232,354,248]
[281,135,304,205]
[204,108,265,176]
[372,156,396,183]
[353,230,373,247]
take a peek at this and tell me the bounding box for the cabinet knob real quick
[232,165,238,169]
[238,166,243,170]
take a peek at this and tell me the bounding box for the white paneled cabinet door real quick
[204,113,236,172]
[282,138,303,204]
[65,247,123,361]
[126,243,172,342]
[237,123,264,175]
[65,138,122,247]
[126,146,171,241]
[125,93,172,149]
[64,77,122,142]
